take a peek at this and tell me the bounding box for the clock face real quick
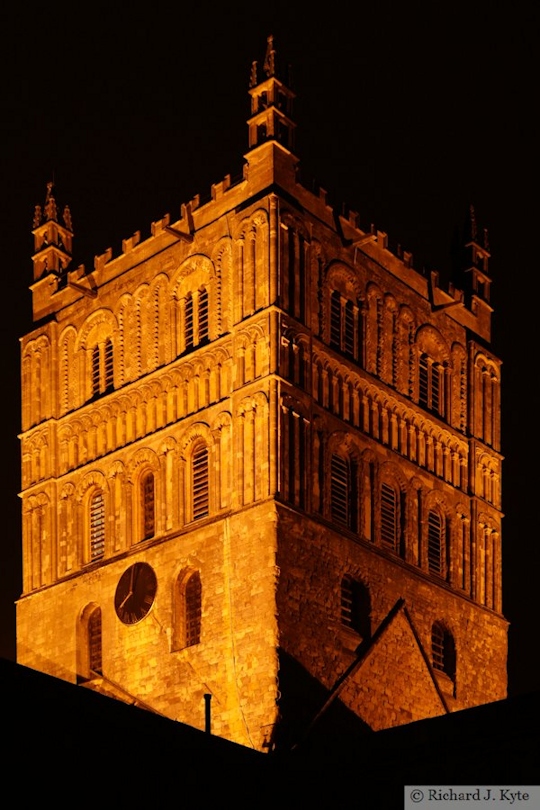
[114,562,157,625]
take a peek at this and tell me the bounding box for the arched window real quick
[341,576,371,639]
[198,287,209,342]
[184,572,202,647]
[78,604,103,682]
[192,442,209,520]
[88,606,103,676]
[427,509,445,576]
[89,490,105,561]
[172,570,203,651]
[431,622,456,681]
[141,471,155,540]
[380,482,398,551]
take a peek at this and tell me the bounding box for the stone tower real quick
[17,37,507,751]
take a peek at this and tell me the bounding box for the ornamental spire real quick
[31,181,73,281]
[246,36,296,154]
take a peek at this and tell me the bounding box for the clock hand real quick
[118,590,133,611]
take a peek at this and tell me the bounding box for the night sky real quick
[2,4,538,697]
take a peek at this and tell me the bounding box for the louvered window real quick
[88,607,102,675]
[419,353,444,417]
[142,471,155,540]
[428,509,444,575]
[419,354,429,407]
[92,346,100,396]
[185,572,202,647]
[104,338,114,389]
[198,287,209,342]
[329,290,360,360]
[330,291,341,348]
[344,300,355,356]
[89,490,105,561]
[380,483,398,550]
[185,294,194,348]
[192,443,209,520]
[432,622,456,680]
[331,454,349,527]
[91,340,114,398]
[431,364,441,413]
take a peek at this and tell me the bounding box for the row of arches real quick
[278,213,500,450]
[279,352,501,508]
[22,206,274,429]
[281,411,501,610]
[281,315,500,456]
[22,397,271,591]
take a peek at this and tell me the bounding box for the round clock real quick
[114,562,157,625]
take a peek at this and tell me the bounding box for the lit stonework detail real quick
[17,39,506,751]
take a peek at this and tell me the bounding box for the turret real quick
[32,182,73,282]
[247,35,296,154]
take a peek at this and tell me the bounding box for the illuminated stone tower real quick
[17,37,507,751]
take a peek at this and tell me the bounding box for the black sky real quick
[2,4,538,697]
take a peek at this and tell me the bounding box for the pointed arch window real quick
[380,482,398,552]
[89,490,105,561]
[192,442,209,520]
[427,509,445,576]
[432,622,456,681]
[88,606,103,676]
[141,471,155,540]
[341,576,371,639]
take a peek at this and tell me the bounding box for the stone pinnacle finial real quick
[263,34,276,78]
[469,204,478,242]
[249,60,258,88]
[44,181,58,222]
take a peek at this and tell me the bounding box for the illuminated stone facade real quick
[17,39,507,750]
